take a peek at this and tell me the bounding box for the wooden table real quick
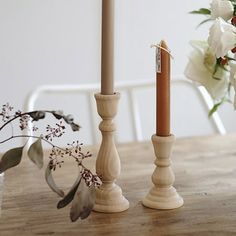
[0,134,236,236]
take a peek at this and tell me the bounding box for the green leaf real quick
[0,147,24,174]
[225,56,236,61]
[45,162,64,197]
[208,102,223,117]
[27,138,44,169]
[190,8,211,15]
[70,178,95,222]
[197,18,213,28]
[57,175,82,209]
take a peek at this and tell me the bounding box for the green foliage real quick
[197,18,213,28]
[190,8,211,15]
[225,56,236,61]
[190,8,212,28]
[208,101,223,117]
[208,98,232,117]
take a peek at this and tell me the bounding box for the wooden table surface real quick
[1,134,236,236]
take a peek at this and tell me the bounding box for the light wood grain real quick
[143,134,183,209]
[1,134,236,235]
[94,93,129,212]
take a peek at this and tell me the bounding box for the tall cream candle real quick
[101,0,115,95]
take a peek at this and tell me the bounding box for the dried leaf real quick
[57,175,82,209]
[28,138,44,169]
[28,111,45,121]
[70,122,81,132]
[63,114,74,124]
[0,147,24,174]
[70,178,95,222]
[45,162,64,197]
[52,110,64,120]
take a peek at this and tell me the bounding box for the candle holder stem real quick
[93,92,129,213]
[142,134,183,209]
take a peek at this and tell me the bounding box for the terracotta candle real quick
[156,40,170,136]
[101,0,115,95]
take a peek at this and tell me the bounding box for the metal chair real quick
[24,75,226,145]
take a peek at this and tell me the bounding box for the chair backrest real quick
[24,75,226,145]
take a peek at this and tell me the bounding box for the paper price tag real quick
[156,47,161,73]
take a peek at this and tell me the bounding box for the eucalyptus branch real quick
[0,111,36,131]
[0,134,94,178]
[0,110,80,132]
[0,103,100,222]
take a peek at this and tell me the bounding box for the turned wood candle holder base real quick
[93,93,129,213]
[142,134,183,210]
[94,183,129,213]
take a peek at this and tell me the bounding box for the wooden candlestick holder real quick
[0,173,4,217]
[93,92,129,213]
[142,134,183,209]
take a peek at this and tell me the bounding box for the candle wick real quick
[151,44,174,59]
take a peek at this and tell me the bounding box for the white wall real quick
[0,0,101,107]
[0,0,235,146]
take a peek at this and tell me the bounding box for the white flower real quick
[210,0,234,21]
[208,17,236,58]
[185,41,229,100]
[229,61,236,109]
[229,61,236,84]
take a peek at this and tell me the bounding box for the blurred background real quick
[0,0,235,148]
